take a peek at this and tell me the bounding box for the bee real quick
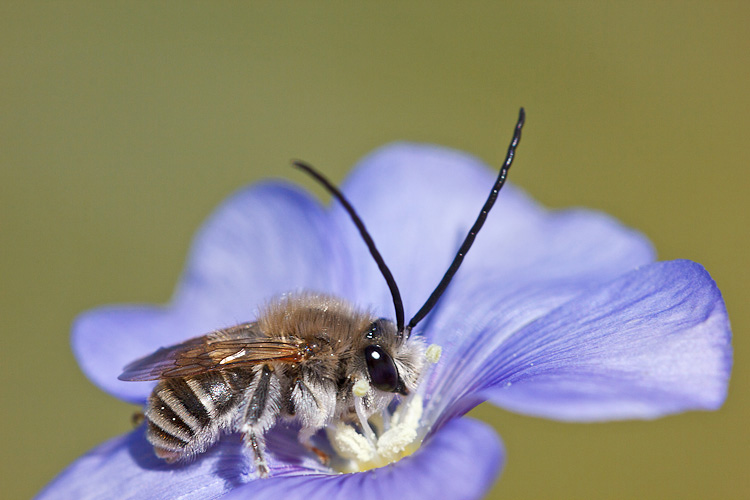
[119,109,525,476]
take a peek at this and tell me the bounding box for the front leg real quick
[241,365,280,477]
[290,374,337,465]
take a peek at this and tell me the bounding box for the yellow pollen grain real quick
[426,344,442,364]
[353,378,370,397]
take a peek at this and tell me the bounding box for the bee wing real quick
[118,322,306,381]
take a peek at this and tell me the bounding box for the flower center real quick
[326,344,442,473]
[327,393,426,473]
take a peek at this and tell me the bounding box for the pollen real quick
[352,378,370,397]
[375,393,423,462]
[327,394,426,473]
[327,423,376,463]
[425,344,442,364]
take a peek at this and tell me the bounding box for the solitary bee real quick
[119,109,525,476]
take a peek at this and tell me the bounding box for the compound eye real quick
[364,345,399,392]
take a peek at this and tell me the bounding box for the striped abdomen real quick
[145,368,255,461]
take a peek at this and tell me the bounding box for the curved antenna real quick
[406,107,526,332]
[292,160,406,333]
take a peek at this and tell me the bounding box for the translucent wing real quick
[118,322,306,381]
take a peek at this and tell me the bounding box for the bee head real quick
[361,319,423,396]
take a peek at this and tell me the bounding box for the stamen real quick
[376,394,423,462]
[326,345,444,472]
[402,343,442,412]
[353,381,377,445]
[380,408,391,431]
[414,344,443,426]
[327,422,376,464]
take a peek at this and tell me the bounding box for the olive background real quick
[2,3,748,499]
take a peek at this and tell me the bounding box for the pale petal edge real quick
[478,260,732,421]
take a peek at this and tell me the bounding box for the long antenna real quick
[406,107,525,332]
[292,160,406,332]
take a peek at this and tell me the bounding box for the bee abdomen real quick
[145,369,254,460]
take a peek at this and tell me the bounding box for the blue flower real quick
[37,144,732,500]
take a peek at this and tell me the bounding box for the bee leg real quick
[299,426,329,465]
[244,433,269,477]
[241,365,276,477]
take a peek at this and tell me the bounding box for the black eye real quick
[364,345,399,392]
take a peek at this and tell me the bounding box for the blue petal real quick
[333,143,654,321]
[222,418,503,500]
[72,182,351,403]
[332,143,538,318]
[423,277,596,427]
[175,182,352,320]
[36,427,234,500]
[434,260,731,423]
[36,425,330,500]
[73,306,172,403]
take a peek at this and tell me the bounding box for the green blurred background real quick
[2,2,748,499]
